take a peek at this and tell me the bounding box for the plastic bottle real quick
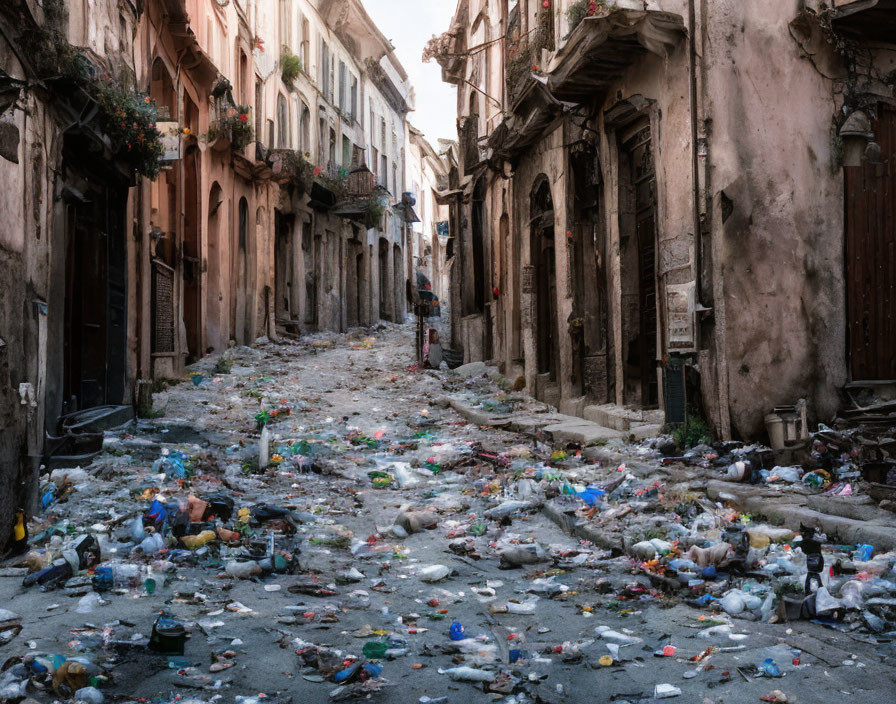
[595,626,642,644]
[138,533,164,555]
[720,591,746,615]
[22,559,74,589]
[669,558,700,573]
[92,564,141,591]
[391,462,420,488]
[362,640,389,659]
[440,667,495,682]
[419,565,450,582]
[129,517,147,543]
[758,658,781,677]
[225,561,262,579]
[10,509,28,556]
[74,686,104,704]
[259,426,270,468]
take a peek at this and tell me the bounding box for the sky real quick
[362,0,458,148]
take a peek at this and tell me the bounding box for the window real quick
[392,164,398,196]
[206,18,216,64]
[339,61,347,112]
[277,94,289,147]
[372,147,379,179]
[300,17,310,68]
[342,135,351,166]
[352,144,363,167]
[381,155,388,187]
[320,41,329,100]
[254,78,263,135]
[329,57,335,106]
[267,118,275,150]
[279,0,292,49]
[300,102,310,153]
[350,76,358,121]
[319,115,326,162]
[380,118,386,151]
[329,127,336,164]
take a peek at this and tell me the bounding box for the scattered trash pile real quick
[2,326,895,703]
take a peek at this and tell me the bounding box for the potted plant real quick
[208,105,253,151]
[93,77,165,178]
[281,49,302,88]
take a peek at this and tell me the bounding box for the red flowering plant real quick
[207,105,254,151]
[566,0,613,36]
[92,76,164,178]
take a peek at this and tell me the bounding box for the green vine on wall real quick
[281,49,302,88]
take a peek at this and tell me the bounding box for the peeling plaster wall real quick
[0,0,137,549]
[510,124,569,399]
[703,1,850,438]
[0,47,53,546]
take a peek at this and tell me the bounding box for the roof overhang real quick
[488,78,562,162]
[830,0,896,44]
[163,0,219,85]
[547,10,687,104]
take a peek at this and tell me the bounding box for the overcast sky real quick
[363,0,458,148]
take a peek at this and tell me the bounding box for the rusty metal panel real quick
[152,260,175,354]
[845,105,896,380]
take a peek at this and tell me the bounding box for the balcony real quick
[546,7,686,104]
[458,115,484,175]
[828,0,896,43]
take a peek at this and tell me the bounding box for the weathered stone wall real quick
[702,0,856,438]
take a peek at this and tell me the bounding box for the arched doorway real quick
[274,209,294,331]
[234,197,249,344]
[346,228,363,328]
[378,238,390,321]
[182,143,201,363]
[471,177,486,315]
[619,120,658,407]
[498,212,509,364]
[393,243,403,323]
[206,183,225,353]
[569,141,608,402]
[471,176,492,359]
[530,176,558,384]
[253,206,265,340]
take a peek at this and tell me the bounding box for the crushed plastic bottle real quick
[419,565,450,582]
[439,666,495,682]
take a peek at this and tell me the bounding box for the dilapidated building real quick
[0,0,143,546]
[406,125,451,304]
[434,0,896,440]
[0,0,415,554]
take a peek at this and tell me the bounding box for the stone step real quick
[706,479,896,551]
[583,403,665,431]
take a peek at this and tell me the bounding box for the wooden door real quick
[846,106,896,380]
[630,125,659,407]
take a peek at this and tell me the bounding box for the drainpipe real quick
[688,0,702,325]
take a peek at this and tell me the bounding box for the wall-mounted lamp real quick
[839,110,874,167]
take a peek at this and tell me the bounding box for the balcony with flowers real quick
[207,105,254,153]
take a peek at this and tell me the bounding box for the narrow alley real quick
[2,0,896,702]
[1,324,895,703]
